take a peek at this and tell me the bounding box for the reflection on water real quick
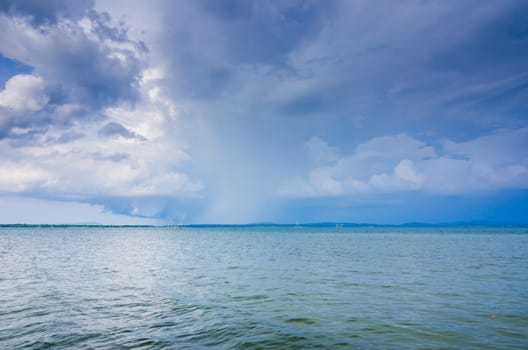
[1,226,527,348]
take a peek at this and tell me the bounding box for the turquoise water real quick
[1,226,527,349]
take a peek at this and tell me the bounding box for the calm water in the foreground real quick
[1,226,527,349]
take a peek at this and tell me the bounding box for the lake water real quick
[1,226,527,349]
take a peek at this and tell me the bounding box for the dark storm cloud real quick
[152,0,528,131]
[42,35,143,109]
[98,122,143,140]
[157,0,329,99]
[0,0,147,138]
[0,0,146,109]
[54,131,85,144]
[2,125,83,147]
[3,127,48,147]
[91,151,130,162]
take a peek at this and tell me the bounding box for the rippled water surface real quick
[1,226,527,349]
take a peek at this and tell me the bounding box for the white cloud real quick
[368,159,423,191]
[0,64,203,201]
[308,167,344,196]
[0,129,202,197]
[0,7,144,113]
[0,4,202,212]
[419,128,528,193]
[0,164,49,192]
[304,136,339,165]
[0,74,48,112]
[283,129,528,197]
[395,159,423,184]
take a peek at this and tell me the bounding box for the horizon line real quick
[1,222,527,228]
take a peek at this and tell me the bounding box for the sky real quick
[0,0,527,225]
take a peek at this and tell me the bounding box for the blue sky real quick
[0,0,527,224]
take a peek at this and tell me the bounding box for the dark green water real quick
[1,226,527,349]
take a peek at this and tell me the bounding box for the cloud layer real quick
[0,0,527,224]
[284,129,528,197]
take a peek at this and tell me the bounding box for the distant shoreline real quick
[1,222,527,228]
